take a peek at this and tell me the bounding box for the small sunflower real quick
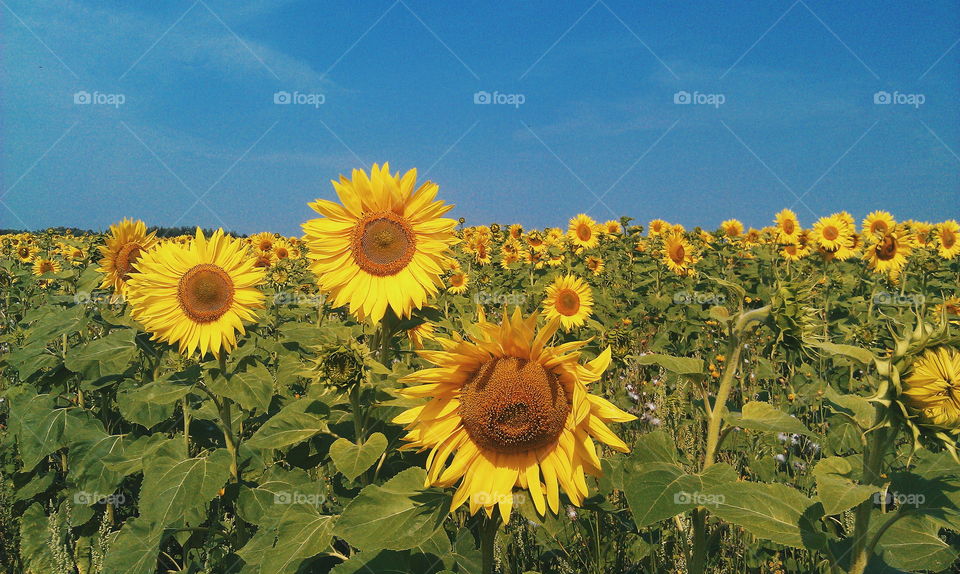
[392,309,635,520]
[542,274,594,331]
[447,271,469,295]
[32,257,61,276]
[97,218,158,301]
[936,221,960,260]
[125,228,265,358]
[902,347,960,433]
[774,209,801,243]
[720,219,743,239]
[662,233,695,275]
[862,211,896,237]
[603,220,622,234]
[810,214,853,252]
[864,229,913,277]
[16,244,37,262]
[568,214,599,249]
[249,232,276,253]
[302,164,457,322]
[585,256,605,276]
[508,224,523,240]
[272,239,292,260]
[780,241,810,262]
[648,219,669,237]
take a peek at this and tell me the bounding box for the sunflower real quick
[392,309,635,520]
[508,224,523,240]
[125,228,265,358]
[902,347,960,433]
[862,211,895,237]
[863,229,913,277]
[32,257,61,276]
[408,321,436,350]
[648,219,669,237]
[568,214,599,249]
[447,271,469,295]
[542,274,593,331]
[810,214,853,252]
[249,232,276,253]
[774,209,801,243]
[15,244,37,262]
[97,218,158,301]
[252,250,276,268]
[720,219,743,238]
[302,164,457,323]
[500,251,522,269]
[780,241,810,262]
[585,256,605,276]
[603,220,622,234]
[272,239,292,260]
[525,231,546,251]
[936,220,960,260]
[662,233,695,275]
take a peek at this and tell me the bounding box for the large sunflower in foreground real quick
[902,347,960,433]
[125,228,265,358]
[97,218,158,302]
[302,164,457,323]
[392,309,635,520]
[542,274,593,330]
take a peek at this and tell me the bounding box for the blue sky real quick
[2,1,958,235]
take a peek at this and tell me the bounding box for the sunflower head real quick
[937,221,959,260]
[863,211,896,237]
[721,219,743,238]
[542,274,594,331]
[302,164,457,323]
[901,347,960,434]
[662,233,695,275]
[774,209,801,242]
[312,343,366,390]
[126,228,265,358]
[392,309,635,520]
[97,218,158,301]
[568,214,599,249]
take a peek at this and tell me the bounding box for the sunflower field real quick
[1,164,960,574]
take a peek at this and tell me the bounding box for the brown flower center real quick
[577,224,592,242]
[870,220,888,234]
[178,264,235,323]
[116,242,143,280]
[782,219,795,235]
[822,226,839,241]
[877,235,898,261]
[450,273,465,287]
[555,289,580,316]
[38,261,54,274]
[942,229,956,248]
[459,357,569,453]
[352,211,416,276]
[670,243,685,264]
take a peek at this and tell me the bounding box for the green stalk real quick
[480,511,502,574]
[217,354,239,482]
[847,423,891,574]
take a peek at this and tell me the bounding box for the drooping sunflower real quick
[302,164,457,323]
[568,214,600,249]
[810,214,853,252]
[662,233,695,275]
[585,255,605,276]
[720,219,743,239]
[936,220,960,260]
[125,228,265,358]
[862,211,896,237]
[902,347,960,433]
[32,257,61,276]
[392,309,635,520]
[863,229,914,277]
[542,274,594,330]
[447,271,469,295]
[97,218,158,301]
[508,224,524,240]
[774,209,801,243]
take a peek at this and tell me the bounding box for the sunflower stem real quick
[217,354,240,483]
[480,511,502,574]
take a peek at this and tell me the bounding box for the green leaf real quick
[872,513,958,572]
[101,517,163,574]
[245,399,330,450]
[67,426,135,497]
[710,481,828,550]
[138,443,233,529]
[135,365,200,405]
[236,466,327,527]
[101,435,171,476]
[64,328,138,379]
[635,353,704,375]
[13,394,91,470]
[116,385,175,428]
[207,362,274,413]
[725,401,811,435]
[805,339,876,365]
[329,432,387,482]
[824,385,876,429]
[334,467,451,551]
[237,506,336,574]
[813,456,876,515]
[622,462,737,528]
[18,503,55,573]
